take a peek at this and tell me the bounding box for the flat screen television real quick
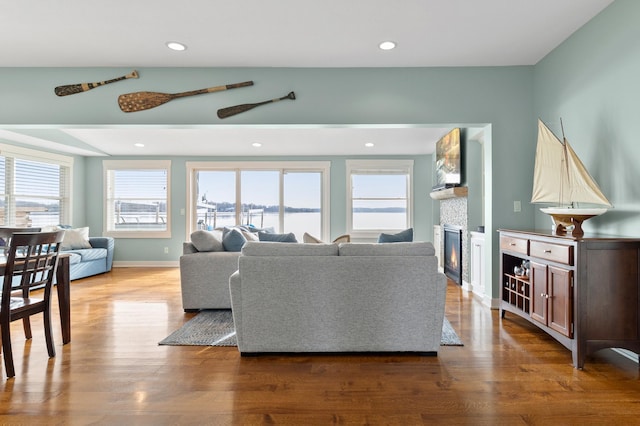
[434,127,463,189]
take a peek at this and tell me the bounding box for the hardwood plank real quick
[0,267,638,424]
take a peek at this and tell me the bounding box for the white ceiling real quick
[1,0,614,156]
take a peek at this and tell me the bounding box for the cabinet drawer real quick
[530,241,573,265]
[500,236,528,255]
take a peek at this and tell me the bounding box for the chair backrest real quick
[1,231,65,305]
[0,227,42,251]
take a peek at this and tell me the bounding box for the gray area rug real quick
[159,310,463,347]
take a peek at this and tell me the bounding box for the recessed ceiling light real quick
[365,142,375,148]
[379,41,396,51]
[252,142,262,148]
[134,143,145,148]
[166,41,187,51]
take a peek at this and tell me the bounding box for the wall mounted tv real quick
[434,127,463,190]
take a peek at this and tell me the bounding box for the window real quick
[186,162,330,242]
[0,144,73,227]
[346,160,413,239]
[104,160,171,238]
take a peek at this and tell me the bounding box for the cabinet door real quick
[548,266,573,338]
[530,261,548,325]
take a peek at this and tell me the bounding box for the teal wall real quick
[533,0,640,236]
[466,138,484,233]
[0,66,536,299]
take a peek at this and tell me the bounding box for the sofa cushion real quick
[190,230,224,252]
[377,228,413,243]
[303,232,323,243]
[64,248,108,262]
[60,227,92,250]
[258,232,297,243]
[222,228,247,252]
[242,230,260,241]
[65,252,82,265]
[242,241,338,256]
[339,241,435,256]
[303,233,351,244]
[332,234,351,243]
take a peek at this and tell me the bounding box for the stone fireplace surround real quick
[433,190,469,286]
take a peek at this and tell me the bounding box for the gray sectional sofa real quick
[229,241,447,355]
[180,241,240,311]
[179,227,281,311]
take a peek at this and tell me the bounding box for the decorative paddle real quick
[118,80,254,113]
[54,70,139,96]
[217,91,296,119]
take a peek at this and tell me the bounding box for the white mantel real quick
[429,186,469,200]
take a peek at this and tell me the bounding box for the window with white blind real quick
[0,144,73,228]
[346,159,413,240]
[103,160,171,238]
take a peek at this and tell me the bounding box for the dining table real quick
[0,253,71,344]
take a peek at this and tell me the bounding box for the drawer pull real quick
[510,243,516,246]
[544,249,552,253]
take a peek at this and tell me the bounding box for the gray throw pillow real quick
[190,230,223,252]
[378,228,413,243]
[222,228,247,251]
[258,231,298,243]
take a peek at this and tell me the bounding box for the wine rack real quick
[502,273,530,314]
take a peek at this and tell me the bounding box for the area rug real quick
[159,310,463,347]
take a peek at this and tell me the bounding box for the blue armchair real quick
[63,237,114,280]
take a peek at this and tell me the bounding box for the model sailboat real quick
[531,119,612,236]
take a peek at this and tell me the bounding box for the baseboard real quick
[488,297,501,309]
[113,261,179,268]
[461,279,471,292]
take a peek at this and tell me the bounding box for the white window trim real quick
[0,143,74,226]
[185,161,331,241]
[103,160,171,239]
[346,159,413,241]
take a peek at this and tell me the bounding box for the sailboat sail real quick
[531,119,612,207]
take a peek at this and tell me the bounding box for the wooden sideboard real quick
[499,229,640,369]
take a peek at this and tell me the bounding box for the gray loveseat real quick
[229,241,447,355]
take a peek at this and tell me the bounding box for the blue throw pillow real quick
[258,231,298,243]
[377,228,413,243]
[222,228,247,251]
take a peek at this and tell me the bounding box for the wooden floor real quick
[1,267,639,425]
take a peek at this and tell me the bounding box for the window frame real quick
[346,159,413,241]
[0,143,73,227]
[185,161,330,241]
[103,160,171,239]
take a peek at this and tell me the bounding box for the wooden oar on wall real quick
[217,91,296,119]
[54,70,139,96]
[118,80,254,112]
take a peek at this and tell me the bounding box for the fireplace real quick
[443,224,463,285]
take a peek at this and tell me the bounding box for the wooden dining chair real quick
[0,227,41,256]
[0,230,65,378]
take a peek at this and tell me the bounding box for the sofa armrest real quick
[89,237,115,271]
[183,242,198,254]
